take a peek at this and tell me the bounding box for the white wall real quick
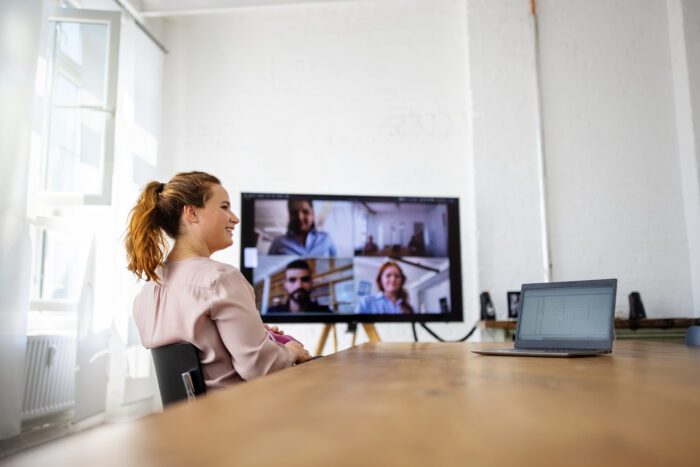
[685,0,700,181]
[156,0,700,350]
[538,0,694,316]
[470,0,700,319]
[671,0,700,315]
[160,0,477,347]
[468,0,547,318]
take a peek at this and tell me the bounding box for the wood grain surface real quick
[5,341,700,467]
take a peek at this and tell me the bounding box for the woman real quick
[268,199,337,256]
[126,171,311,390]
[358,261,414,314]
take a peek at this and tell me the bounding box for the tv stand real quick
[315,323,381,356]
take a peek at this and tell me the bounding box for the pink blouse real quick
[133,257,294,389]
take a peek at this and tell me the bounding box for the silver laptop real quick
[472,279,617,357]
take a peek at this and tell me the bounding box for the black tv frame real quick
[239,192,463,324]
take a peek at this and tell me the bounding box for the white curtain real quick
[0,0,47,440]
[94,17,164,416]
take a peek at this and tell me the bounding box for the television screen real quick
[239,193,463,323]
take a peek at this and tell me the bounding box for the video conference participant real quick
[267,259,331,313]
[363,235,379,254]
[358,261,414,314]
[268,199,337,256]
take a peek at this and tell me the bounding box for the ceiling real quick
[135,0,360,17]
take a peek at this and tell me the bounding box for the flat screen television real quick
[239,193,463,323]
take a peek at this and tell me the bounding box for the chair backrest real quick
[151,342,206,407]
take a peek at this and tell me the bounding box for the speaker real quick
[480,292,496,321]
[628,292,646,320]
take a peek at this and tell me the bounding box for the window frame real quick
[36,7,121,206]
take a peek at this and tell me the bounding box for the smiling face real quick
[288,200,314,235]
[193,184,239,254]
[379,264,404,295]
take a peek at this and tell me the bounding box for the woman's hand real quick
[264,324,284,335]
[285,341,312,364]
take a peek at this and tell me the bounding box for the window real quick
[27,216,91,335]
[36,8,120,205]
[28,7,120,334]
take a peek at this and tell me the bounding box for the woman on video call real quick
[268,199,337,256]
[125,171,311,390]
[358,261,414,314]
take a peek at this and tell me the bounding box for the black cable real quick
[417,321,478,342]
[411,322,418,342]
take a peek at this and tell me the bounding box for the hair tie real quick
[157,183,165,194]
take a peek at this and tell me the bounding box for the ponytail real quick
[126,181,169,282]
[125,171,221,282]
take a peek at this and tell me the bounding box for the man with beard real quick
[268,199,337,256]
[267,260,331,313]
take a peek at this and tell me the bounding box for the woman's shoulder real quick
[164,257,243,287]
[268,235,287,254]
[201,258,245,282]
[315,230,334,243]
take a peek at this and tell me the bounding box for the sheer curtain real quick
[102,16,166,417]
[0,0,47,440]
[1,3,165,441]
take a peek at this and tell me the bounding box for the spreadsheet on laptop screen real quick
[518,286,614,340]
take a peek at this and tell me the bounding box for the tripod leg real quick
[315,324,332,356]
[362,323,381,343]
[332,324,338,353]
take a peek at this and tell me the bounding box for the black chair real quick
[151,342,206,407]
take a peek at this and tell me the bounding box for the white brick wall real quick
[469,0,546,320]
[161,0,477,346]
[156,0,700,348]
[537,0,694,316]
[673,0,700,314]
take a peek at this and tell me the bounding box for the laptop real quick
[472,279,617,357]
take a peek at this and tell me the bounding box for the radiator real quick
[22,335,76,421]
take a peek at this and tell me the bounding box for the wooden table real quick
[5,341,700,466]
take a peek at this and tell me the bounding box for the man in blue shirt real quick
[269,199,337,256]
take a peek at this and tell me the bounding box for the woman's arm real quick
[209,268,297,380]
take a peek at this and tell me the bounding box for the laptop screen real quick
[517,285,615,341]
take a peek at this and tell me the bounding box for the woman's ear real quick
[183,205,198,224]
